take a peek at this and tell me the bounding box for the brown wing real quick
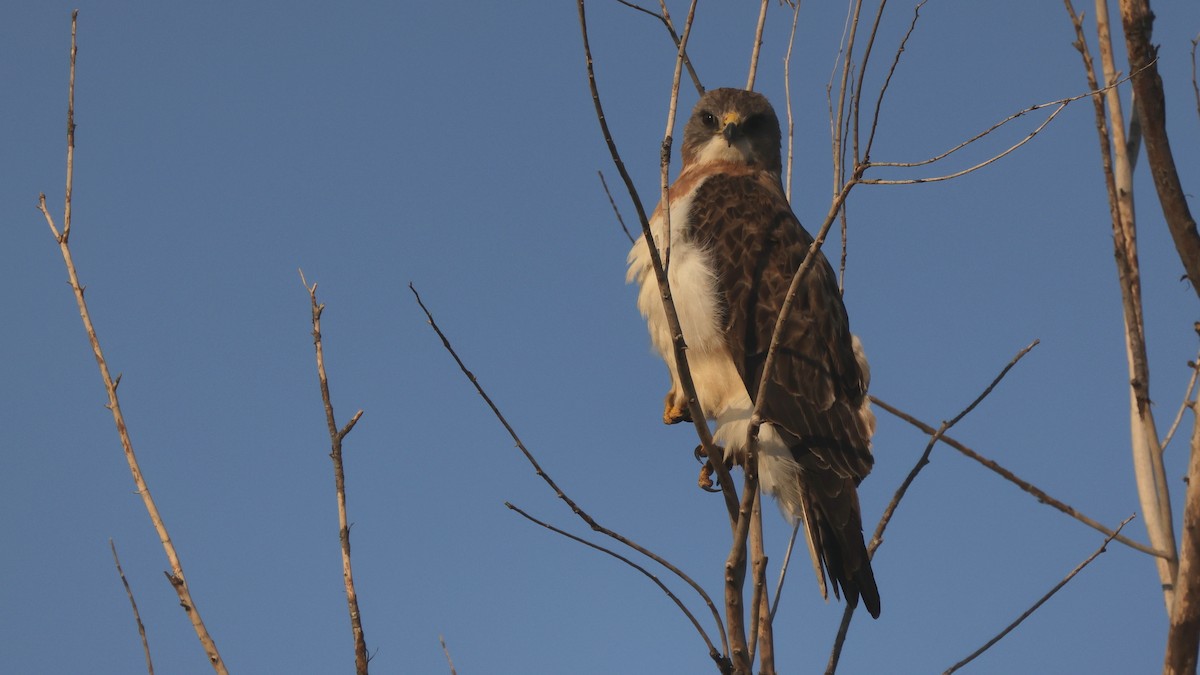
[689,171,881,618]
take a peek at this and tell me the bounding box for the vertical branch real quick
[1166,406,1200,674]
[1118,0,1200,299]
[658,0,700,273]
[36,13,227,673]
[301,272,369,675]
[746,0,769,91]
[1064,0,1178,611]
[576,0,741,525]
[782,0,802,201]
[110,539,155,675]
[748,491,775,674]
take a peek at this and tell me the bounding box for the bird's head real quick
[681,88,782,173]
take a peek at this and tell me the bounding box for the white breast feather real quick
[626,177,804,521]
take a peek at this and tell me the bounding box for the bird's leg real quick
[662,388,693,425]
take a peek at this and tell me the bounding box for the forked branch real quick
[410,283,731,666]
[37,12,227,673]
[301,271,369,675]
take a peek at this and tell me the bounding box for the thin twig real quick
[507,502,729,671]
[613,0,704,95]
[861,65,1148,184]
[871,396,1168,559]
[782,0,801,201]
[38,13,227,672]
[746,0,769,91]
[110,539,154,675]
[769,521,800,624]
[438,635,458,675]
[1161,344,1200,453]
[410,283,730,661]
[301,271,369,674]
[577,0,741,524]
[598,170,635,244]
[826,340,1039,674]
[943,515,1135,674]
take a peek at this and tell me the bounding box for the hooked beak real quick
[721,112,743,145]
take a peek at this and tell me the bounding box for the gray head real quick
[680,88,782,173]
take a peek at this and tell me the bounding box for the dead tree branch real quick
[301,272,369,674]
[110,539,155,675]
[746,0,769,91]
[410,283,731,666]
[872,396,1167,558]
[507,502,729,671]
[1064,0,1178,610]
[943,516,1135,675]
[1119,0,1200,299]
[577,0,741,526]
[613,0,704,95]
[36,13,227,672]
[1167,406,1200,674]
[825,340,1039,674]
[439,635,458,675]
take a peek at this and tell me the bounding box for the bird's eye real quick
[700,112,717,128]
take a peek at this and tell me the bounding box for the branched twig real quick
[613,0,704,95]
[825,340,1039,674]
[859,67,1147,185]
[37,13,227,672]
[1161,343,1200,453]
[598,170,635,244]
[301,271,369,674]
[943,515,1136,674]
[410,283,731,662]
[871,396,1167,559]
[507,502,729,671]
[110,539,154,675]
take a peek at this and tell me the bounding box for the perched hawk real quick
[627,88,881,618]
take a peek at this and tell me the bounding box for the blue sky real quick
[4,2,1200,673]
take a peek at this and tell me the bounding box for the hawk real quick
[626,88,881,618]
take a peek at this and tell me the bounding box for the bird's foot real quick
[662,392,693,425]
[695,444,731,492]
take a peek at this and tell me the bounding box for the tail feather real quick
[799,474,880,619]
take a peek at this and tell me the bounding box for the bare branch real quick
[826,340,1039,673]
[782,0,801,201]
[507,502,730,673]
[613,0,704,95]
[860,67,1146,185]
[1119,0,1200,301]
[598,170,635,244]
[1165,407,1200,674]
[872,396,1168,559]
[944,516,1135,674]
[576,0,741,523]
[1065,0,1178,610]
[746,0,769,91]
[410,283,730,659]
[110,539,154,675]
[301,271,369,674]
[1162,342,1200,453]
[439,635,458,675]
[38,13,227,671]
